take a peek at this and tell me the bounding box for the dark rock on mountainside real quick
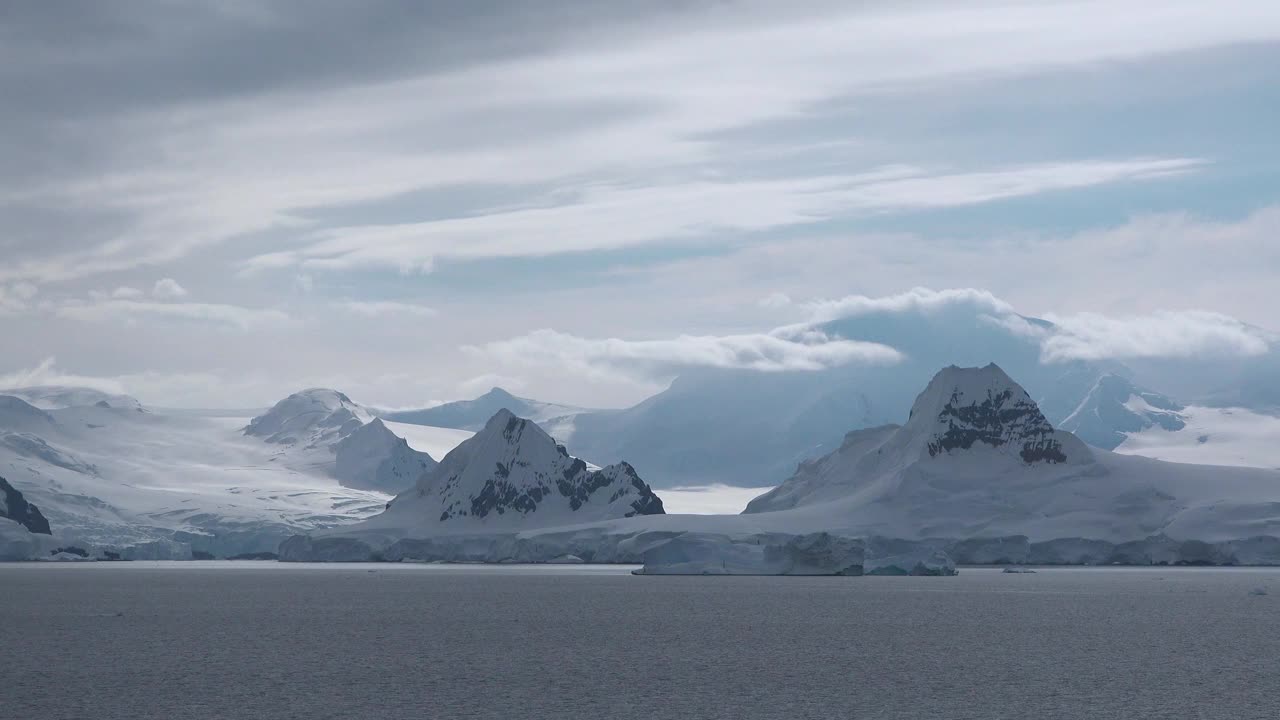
[0,475,52,534]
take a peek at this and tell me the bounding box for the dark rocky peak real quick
[908,364,1070,464]
[0,476,52,535]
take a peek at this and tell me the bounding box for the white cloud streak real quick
[1040,310,1271,362]
[0,357,128,395]
[4,0,1274,283]
[471,328,903,378]
[334,300,437,318]
[55,299,288,330]
[243,158,1203,274]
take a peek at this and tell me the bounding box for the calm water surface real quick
[3,563,1277,720]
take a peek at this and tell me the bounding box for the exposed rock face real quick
[745,364,1093,516]
[919,364,1069,464]
[0,475,52,535]
[376,409,664,529]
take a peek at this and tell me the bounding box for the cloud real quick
[1040,310,1272,362]
[55,299,288,330]
[804,287,1015,324]
[243,158,1204,274]
[3,0,1272,283]
[0,283,38,315]
[758,292,792,309]
[0,357,128,395]
[334,300,437,318]
[470,327,902,379]
[111,286,144,299]
[804,287,1273,362]
[152,278,188,299]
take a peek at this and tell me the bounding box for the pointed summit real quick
[376,409,664,528]
[903,363,1076,464]
[746,364,1093,516]
[333,417,437,494]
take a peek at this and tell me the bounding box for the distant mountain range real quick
[385,296,1280,486]
[284,364,1280,568]
[382,387,590,439]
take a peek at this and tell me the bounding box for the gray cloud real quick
[2,1,1278,408]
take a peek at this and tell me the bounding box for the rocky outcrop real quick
[0,475,51,535]
[921,364,1069,463]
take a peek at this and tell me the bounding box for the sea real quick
[3,563,1277,720]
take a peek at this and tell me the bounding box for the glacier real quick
[0,386,472,559]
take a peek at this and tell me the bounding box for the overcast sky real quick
[2,0,1278,409]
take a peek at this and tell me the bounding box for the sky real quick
[2,0,1279,409]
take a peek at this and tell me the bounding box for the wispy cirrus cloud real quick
[334,300,437,318]
[243,157,1203,274]
[55,299,288,330]
[3,1,1272,284]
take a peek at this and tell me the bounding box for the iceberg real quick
[633,532,864,576]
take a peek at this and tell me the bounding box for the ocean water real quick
[3,563,1278,720]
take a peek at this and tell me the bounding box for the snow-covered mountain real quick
[0,387,471,558]
[332,418,436,493]
[382,387,592,436]
[244,388,437,494]
[556,296,1280,486]
[366,409,664,532]
[745,364,1280,547]
[0,385,145,412]
[1051,373,1280,469]
[1058,374,1186,450]
[562,302,1121,487]
[280,366,1280,567]
[245,388,374,447]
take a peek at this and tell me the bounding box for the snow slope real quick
[244,389,438,494]
[0,385,145,412]
[0,388,475,557]
[1055,374,1280,468]
[1114,405,1280,470]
